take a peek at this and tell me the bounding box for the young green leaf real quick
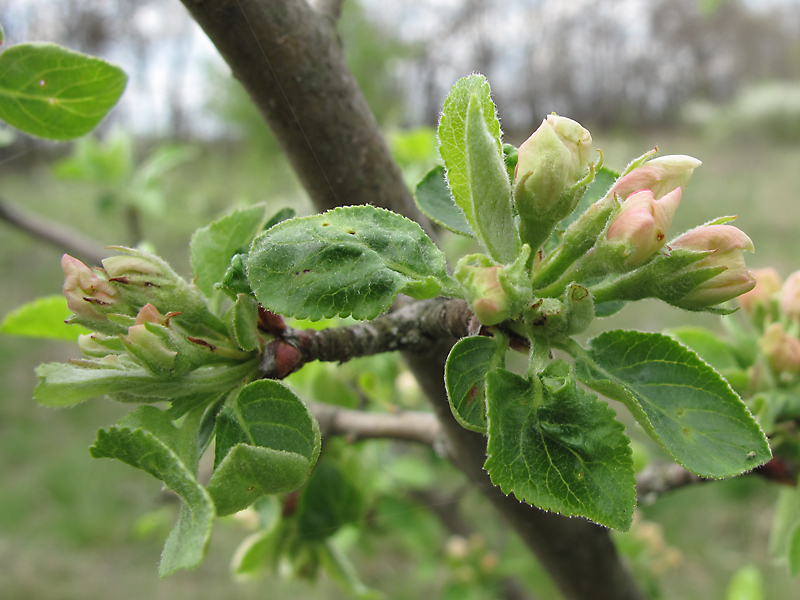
[246,205,452,321]
[414,165,474,237]
[0,43,127,139]
[572,330,771,478]
[483,365,636,530]
[207,380,321,516]
[439,75,501,227]
[444,335,502,432]
[464,94,518,263]
[789,521,800,577]
[89,406,214,576]
[190,204,268,297]
[1,295,89,341]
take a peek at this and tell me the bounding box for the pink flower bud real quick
[134,303,166,326]
[780,271,800,321]
[759,322,800,375]
[737,268,782,314]
[463,266,511,326]
[606,187,682,267]
[611,155,701,201]
[61,254,118,321]
[125,324,177,371]
[670,225,756,308]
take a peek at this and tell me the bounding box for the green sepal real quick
[483,363,636,530]
[217,253,252,299]
[445,335,505,432]
[207,380,321,516]
[0,43,127,139]
[414,165,474,237]
[570,330,771,478]
[246,205,450,321]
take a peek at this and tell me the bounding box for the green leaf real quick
[190,204,268,298]
[34,357,260,407]
[414,165,474,237]
[298,461,364,541]
[1,295,89,340]
[0,43,127,139]
[90,406,214,576]
[768,487,800,559]
[464,94,518,263]
[231,529,277,578]
[439,75,500,228]
[444,336,501,432]
[246,205,450,321]
[264,207,296,231]
[207,380,321,516]
[318,541,383,600]
[483,365,636,530]
[572,330,771,478]
[665,326,741,372]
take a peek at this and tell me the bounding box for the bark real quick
[180,1,646,598]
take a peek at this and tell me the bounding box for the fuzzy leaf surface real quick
[246,205,449,320]
[414,165,474,237]
[573,330,771,477]
[207,380,320,516]
[483,365,636,530]
[438,74,502,232]
[0,295,89,340]
[444,335,499,432]
[464,94,517,263]
[190,204,268,297]
[89,406,214,576]
[0,43,126,139]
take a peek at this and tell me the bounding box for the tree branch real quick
[636,462,705,505]
[0,195,108,265]
[259,297,474,378]
[308,400,441,446]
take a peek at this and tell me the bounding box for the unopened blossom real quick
[780,271,800,321]
[514,114,592,214]
[459,265,511,326]
[759,322,800,375]
[737,268,782,313]
[670,224,756,308]
[61,254,117,321]
[606,187,682,267]
[611,155,701,201]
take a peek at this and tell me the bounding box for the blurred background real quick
[3,0,800,598]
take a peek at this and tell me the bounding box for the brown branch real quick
[0,196,108,265]
[259,297,474,378]
[636,462,705,505]
[308,400,441,446]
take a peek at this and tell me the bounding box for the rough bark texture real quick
[180,1,646,598]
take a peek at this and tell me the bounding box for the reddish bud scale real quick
[258,306,287,335]
[263,339,302,379]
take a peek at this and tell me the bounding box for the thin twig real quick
[0,195,107,264]
[308,400,441,446]
[635,462,705,505]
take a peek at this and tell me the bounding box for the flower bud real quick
[737,268,782,314]
[459,265,511,326]
[514,115,592,213]
[611,155,701,201]
[780,271,800,321]
[62,254,118,321]
[759,322,800,375]
[606,187,682,267]
[669,225,756,308]
[124,323,178,373]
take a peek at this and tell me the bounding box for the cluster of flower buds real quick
[61,251,259,391]
[735,270,800,380]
